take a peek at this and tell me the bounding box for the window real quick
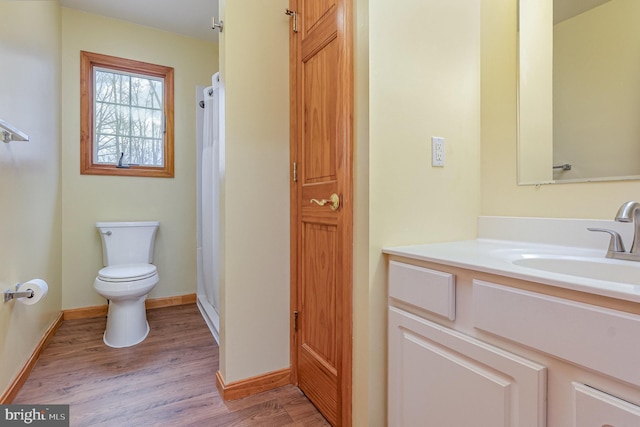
[80,51,174,177]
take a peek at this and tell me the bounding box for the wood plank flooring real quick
[14,304,329,427]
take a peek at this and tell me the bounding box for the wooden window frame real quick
[80,51,175,178]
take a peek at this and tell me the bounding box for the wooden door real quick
[289,0,353,426]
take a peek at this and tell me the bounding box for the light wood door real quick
[289,0,353,425]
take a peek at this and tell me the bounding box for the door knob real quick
[310,193,340,211]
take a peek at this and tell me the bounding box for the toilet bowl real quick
[93,222,160,348]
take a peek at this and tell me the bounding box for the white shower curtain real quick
[200,73,220,319]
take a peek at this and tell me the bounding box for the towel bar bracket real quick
[553,163,572,171]
[2,130,12,143]
[0,119,29,143]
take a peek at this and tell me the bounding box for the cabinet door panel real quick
[389,307,546,427]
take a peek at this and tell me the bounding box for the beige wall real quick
[217,0,291,383]
[60,8,218,309]
[481,0,640,219]
[0,1,62,395]
[363,0,482,424]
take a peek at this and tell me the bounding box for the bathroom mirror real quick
[517,0,640,185]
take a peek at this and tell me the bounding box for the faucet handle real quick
[587,228,626,255]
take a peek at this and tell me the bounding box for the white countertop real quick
[383,238,640,303]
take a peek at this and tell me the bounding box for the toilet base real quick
[103,295,150,348]
[94,271,158,348]
[104,322,149,348]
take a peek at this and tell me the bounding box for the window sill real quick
[80,164,174,178]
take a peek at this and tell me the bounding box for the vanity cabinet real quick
[388,261,546,427]
[387,258,640,427]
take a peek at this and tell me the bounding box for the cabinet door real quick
[389,307,546,427]
[574,383,640,427]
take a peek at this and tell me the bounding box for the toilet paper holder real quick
[3,284,34,303]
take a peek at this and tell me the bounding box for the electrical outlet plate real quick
[432,136,445,167]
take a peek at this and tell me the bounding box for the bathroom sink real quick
[385,236,640,301]
[512,255,640,286]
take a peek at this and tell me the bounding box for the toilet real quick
[94,221,160,348]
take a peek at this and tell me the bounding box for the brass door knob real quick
[310,193,340,211]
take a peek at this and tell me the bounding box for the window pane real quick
[93,68,164,167]
[95,70,114,103]
[151,80,162,109]
[152,110,163,139]
[95,102,116,135]
[96,134,119,164]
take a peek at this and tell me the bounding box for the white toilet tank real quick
[96,221,160,266]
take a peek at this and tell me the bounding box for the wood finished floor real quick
[14,304,330,427]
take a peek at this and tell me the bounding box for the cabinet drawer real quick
[573,383,640,427]
[474,280,640,387]
[389,261,455,320]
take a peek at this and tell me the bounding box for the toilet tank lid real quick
[96,221,160,228]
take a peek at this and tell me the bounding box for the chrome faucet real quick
[615,201,640,253]
[588,201,640,261]
[587,227,626,258]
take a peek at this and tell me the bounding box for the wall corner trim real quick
[216,368,292,401]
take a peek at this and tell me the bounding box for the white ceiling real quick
[60,0,220,42]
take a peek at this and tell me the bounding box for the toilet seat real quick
[98,263,157,282]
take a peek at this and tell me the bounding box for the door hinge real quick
[293,161,298,182]
[285,9,298,33]
[293,310,299,332]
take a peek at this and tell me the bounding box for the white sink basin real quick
[512,255,640,286]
